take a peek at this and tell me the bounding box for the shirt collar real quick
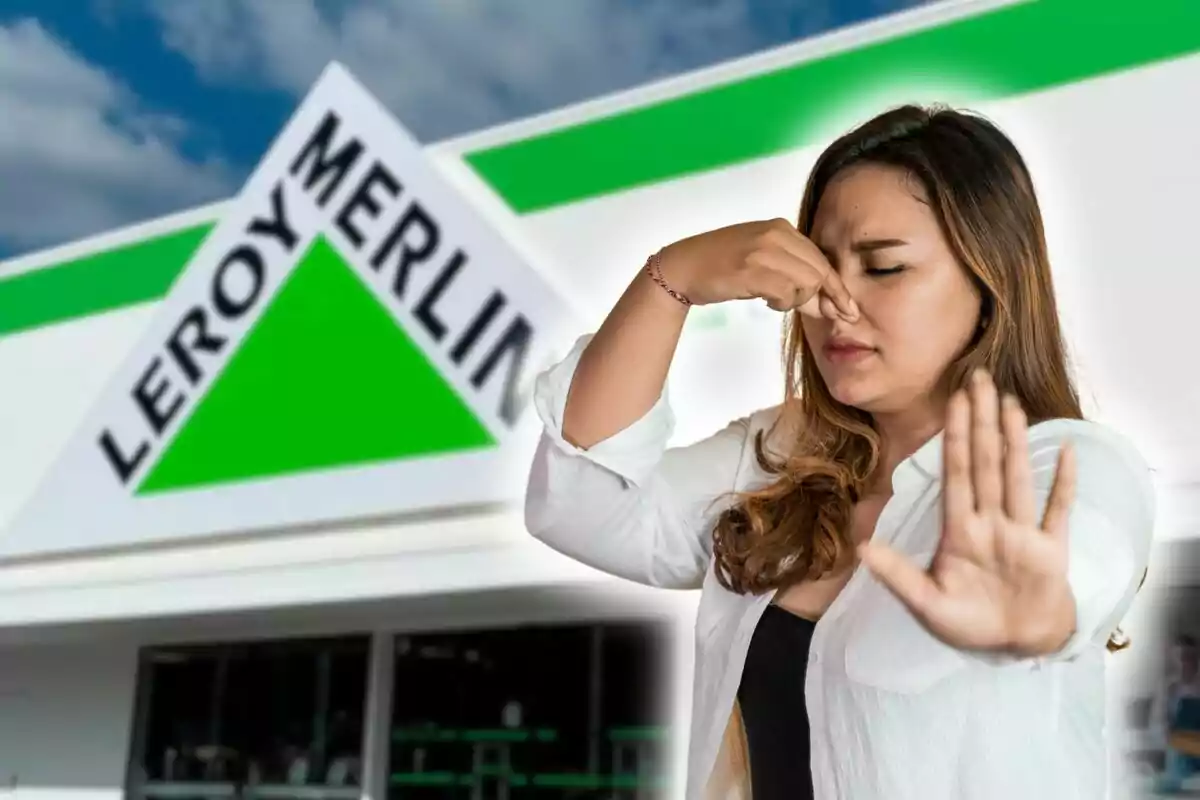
[890,428,944,493]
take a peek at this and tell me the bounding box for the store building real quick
[1,3,1199,798]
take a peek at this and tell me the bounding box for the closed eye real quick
[866,266,906,276]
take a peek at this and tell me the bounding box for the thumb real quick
[796,290,849,321]
[818,292,842,321]
[796,289,824,319]
[858,542,941,619]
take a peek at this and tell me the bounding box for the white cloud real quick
[148,0,814,142]
[0,18,233,253]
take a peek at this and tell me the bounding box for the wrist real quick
[646,246,695,307]
[656,244,695,300]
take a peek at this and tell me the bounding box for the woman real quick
[524,105,1155,799]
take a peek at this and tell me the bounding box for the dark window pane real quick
[388,620,672,800]
[128,635,369,797]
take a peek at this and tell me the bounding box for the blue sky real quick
[0,0,928,261]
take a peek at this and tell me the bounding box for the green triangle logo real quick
[137,235,496,495]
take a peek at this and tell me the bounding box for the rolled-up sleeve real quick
[524,333,760,590]
[1031,420,1156,661]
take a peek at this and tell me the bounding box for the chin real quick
[824,375,885,411]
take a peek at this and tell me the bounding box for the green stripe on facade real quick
[1,0,1198,337]
[465,0,1200,213]
[0,223,213,336]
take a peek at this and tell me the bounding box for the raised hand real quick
[657,218,860,319]
[858,369,1078,656]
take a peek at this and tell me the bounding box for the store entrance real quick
[123,598,676,800]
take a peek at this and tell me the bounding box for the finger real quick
[943,389,974,532]
[817,267,858,321]
[818,292,841,321]
[748,252,827,317]
[747,264,800,312]
[770,229,859,321]
[970,369,1004,513]
[858,543,942,620]
[796,292,823,318]
[1001,394,1037,526]
[1039,440,1077,538]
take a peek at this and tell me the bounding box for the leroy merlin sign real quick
[101,109,535,492]
[1,64,568,559]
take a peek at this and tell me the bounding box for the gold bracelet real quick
[644,250,692,307]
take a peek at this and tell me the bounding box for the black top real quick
[736,603,817,800]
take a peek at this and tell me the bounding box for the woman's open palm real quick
[859,369,1078,655]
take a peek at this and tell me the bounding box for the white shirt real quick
[524,334,1156,800]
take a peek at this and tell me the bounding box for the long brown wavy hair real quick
[709,104,1133,653]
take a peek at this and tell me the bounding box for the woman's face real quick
[802,162,982,417]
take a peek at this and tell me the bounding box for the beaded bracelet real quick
[644,250,692,307]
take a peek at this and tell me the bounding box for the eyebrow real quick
[851,238,909,253]
[816,238,910,260]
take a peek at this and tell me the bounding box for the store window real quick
[388,621,672,799]
[127,634,370,799]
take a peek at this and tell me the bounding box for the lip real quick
[823,337,876,362]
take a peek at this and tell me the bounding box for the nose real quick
[838,267,873,298]
[820,274,869,322]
